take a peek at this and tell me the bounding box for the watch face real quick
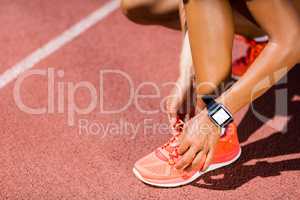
[211,107,231,126]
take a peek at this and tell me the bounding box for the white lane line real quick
[0,0,120,89]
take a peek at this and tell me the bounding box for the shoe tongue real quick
[155,118,184,162]
[156,136,180,161]
[162,134,180,152]
[165,143,177,152]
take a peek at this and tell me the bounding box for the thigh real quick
[121,0,181,29]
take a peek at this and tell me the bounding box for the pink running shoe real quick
[133,117,241,187]
[232,35,268,79]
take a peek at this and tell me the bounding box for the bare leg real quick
[120,0,266,37]
[219,0,300,113]
[184,0,235,108]
[165,1,194,121]
[175,0,238,172]
[164,0,265,120]
[166,32,194,121]
[175,0,300,172]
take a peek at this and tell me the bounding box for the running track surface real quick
[0,0,300,199]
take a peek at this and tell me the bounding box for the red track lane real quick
[0,2,300,200]
[0,0,107,74]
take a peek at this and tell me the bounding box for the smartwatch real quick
[201,96,233,128]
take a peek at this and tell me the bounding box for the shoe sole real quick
[133,147,241,188]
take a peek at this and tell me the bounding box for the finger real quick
[202,149,215,171]
[191,150,207,171]
[184,151,205,172]
[189,141,208,171]
[175,146,197,169]
[177,137,191,155]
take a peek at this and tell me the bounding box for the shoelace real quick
[247,40,266,64]
[236,36,267,66]
[162,118,185,165]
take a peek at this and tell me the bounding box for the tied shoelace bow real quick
[162,118,185,165]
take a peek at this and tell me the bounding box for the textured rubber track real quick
[0,1,300,199]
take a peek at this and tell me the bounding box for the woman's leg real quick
[175,0,300,172]
[183,0,235,108]
[120,0,266,37]
[166,0,264,119]
[219,0,300,113]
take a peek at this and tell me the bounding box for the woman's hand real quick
[175,110,220,171]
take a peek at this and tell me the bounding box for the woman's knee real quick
[269,26,300,63]
[121,0,138,17]
[121,0,156,23]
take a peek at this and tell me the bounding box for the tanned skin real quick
[176,0,300,172]
[121,0,300,171]
[121,0,266,120]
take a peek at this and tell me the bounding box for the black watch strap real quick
[201,96,217,110]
